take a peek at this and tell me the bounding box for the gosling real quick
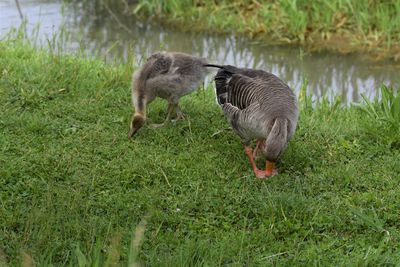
[128,52,209,138]
[207,64,299,179]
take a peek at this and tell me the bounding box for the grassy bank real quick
[135,0,400,60]
[1,38,400,266]
[73,0,400,61]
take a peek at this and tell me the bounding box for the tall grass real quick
[359,86,400,147]
[106,0,400,60]
[1,35,400,265]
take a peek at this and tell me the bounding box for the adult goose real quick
[207,64,298,178]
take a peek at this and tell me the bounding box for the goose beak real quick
[265,161,278,177]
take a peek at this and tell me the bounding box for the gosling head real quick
[128,113,145,139]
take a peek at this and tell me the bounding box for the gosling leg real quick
[175,104,186,120]
[151,102,175,128]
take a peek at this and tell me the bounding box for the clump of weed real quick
[359,85,400,148]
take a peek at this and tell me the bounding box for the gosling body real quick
[129,52,209,137]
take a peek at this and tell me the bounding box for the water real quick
[0,0,64,38]
[1,0,399,103]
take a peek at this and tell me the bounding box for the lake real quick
[1,0,399,102]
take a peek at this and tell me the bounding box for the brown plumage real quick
[207,64,299,178]
[128,52,209,138]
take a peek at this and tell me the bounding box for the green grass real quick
[70,0,400,60]
[1,38,400,266]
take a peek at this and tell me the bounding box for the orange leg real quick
[265,161,278,177]
[244,146,266,179]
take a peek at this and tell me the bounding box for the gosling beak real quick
[127,127,138,139]
[128,114,145,139]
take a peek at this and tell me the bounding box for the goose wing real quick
[218,74,265,143]
[225,74,263,109]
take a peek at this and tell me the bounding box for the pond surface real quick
[1,0,399,103]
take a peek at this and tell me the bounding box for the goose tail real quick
[203,63,224,69]
[212,65,239,105]
[204,64,238,74]
[214,70,231,105]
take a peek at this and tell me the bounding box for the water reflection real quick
[65,2,400,103]
[1,0,399,103]
[0,0,65,38]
